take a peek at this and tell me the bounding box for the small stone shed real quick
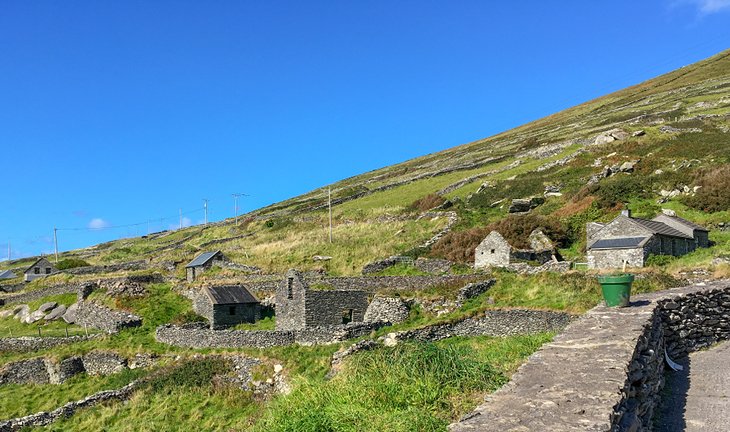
[586,210,708,269]
[0,270,16,280]
[185,250,228,282]
[474,229,557,269]
[192,285,261,329]
[275,269,369,331]
[23,258,57,282]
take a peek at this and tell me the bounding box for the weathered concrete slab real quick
[449,281,730,432]
[658,341,730,432]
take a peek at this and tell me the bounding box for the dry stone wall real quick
[0,335,96,353]
[73,301,142,334]
[155,321,386,349]
[449,280,730,432]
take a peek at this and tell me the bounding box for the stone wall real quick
[64,260,149,275]
[363,296,410,324]
[0,351,127,385]
[73,301,142,334]
[0,382,139,432]
[449,280,730,432]
[305,290,368,327]
[0,335,95,353]
[2,284,79,305]
[319,275,481,293]
[155,321,385,349]
[588,247,646,269]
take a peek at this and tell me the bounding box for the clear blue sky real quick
[1,1,729,260]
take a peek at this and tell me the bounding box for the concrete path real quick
[658,341,730,431]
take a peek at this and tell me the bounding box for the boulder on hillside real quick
[62,302,79,324]
[14,305,30,321]
[44,304,67,321]
[529,229,555,253]
[509,199,532,213]
[38,302,58,313]
[26,309,46,324]
[593,128,629,145]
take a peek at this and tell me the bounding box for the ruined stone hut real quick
[474,229,557,269]
[23,257,57,282]
[586,210,708,269]
[192,285,260,329]
[275,269,369,331]
[185,250,228,282]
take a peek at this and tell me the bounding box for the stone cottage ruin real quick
[474,229,558,269]
[586,210,709,269]
[275,269,369,331]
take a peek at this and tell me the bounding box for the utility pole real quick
[53,227,58,263]
[203,199,209,225]
[179,208,183,230]
[7,241,10,262]
[232,193,247,226]
[328,187,332,243]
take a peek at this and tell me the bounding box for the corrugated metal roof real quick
[185,251,220,268]
[204,285,259,305]
[0,270,16,279]
[630,218,693,239]
[590,237,648,250]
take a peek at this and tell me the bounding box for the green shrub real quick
[683,165,730,213]
[55,258,90,270]
[594,175,652,208]
[645,254,677,267]
[408,194,446,212]
[145,358,228,392]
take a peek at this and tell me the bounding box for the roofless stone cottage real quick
[275,269,369,331]
[185,250,228,282]
[586,210,709,269]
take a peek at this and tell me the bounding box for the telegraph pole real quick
[203,199,209,225]
[179,208,183,229]
[328,187,332,243]
[232,193,247,226]
[7,241,10,262]
[53,227,58,263]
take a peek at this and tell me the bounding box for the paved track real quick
[658,341,730,431]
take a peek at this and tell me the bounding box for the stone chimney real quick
[621,209,632,218]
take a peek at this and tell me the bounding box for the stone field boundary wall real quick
[0,335,97,353]
[0,382,139,431]
[449,280,730,432]
[155,321,386,349]
[1,285,78,306]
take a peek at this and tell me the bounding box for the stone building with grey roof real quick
[185,250,228,282]
[586,210,709,269]
[191,284,260,329]
[23,257,57,282]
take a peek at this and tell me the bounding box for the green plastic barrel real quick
[597,274,634,307]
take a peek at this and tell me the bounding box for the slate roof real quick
[590,237,648,250]
[0,270,16,279]
[656,214,709,232]
[185,251,221,268]
[203,285,259,305]
[629,218,693,239]
[23,257,55,274]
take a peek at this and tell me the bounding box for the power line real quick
[56,207,205,232]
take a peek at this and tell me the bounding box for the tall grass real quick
[253,342,507,432]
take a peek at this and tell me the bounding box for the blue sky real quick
[1,0,729,260]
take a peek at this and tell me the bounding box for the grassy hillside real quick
[2,50,727,278]
[1,49,730,432]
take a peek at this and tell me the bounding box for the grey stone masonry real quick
[155,321,386,349]
[73,301,142,334]
[449,280,730,432]
[276,270,369,331]
[0,381,139,432]
[0,335,96,353]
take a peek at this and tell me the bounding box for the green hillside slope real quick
[2,49,730,277]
